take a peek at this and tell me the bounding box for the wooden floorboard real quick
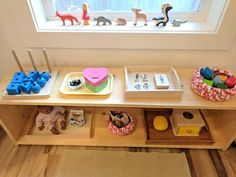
[0,128,236,177]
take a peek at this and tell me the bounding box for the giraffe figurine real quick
[152,3,173,26]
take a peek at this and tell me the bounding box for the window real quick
[54,0,200,12]
[43,0,208,21]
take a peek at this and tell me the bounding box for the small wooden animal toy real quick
[94,16,112,25]
[131,8,147,26]
[116,18,127,26]
[82,2,90,25]
[36,106,67,135]
[56,11,81,26]
[109,111,131,128]
[172,19,187,27]
[152,3,173,26]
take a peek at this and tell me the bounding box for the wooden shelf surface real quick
[1,67,236,110]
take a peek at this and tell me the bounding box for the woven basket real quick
[191,67,236,101]
[106,112,135,136]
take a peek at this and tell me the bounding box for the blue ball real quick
[31,83,41,94]
[37,77,47,87]
[41,72,51,81]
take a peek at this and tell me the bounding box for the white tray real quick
[2,70,58,99]
[60,72,113,95]
[124,66,183,98]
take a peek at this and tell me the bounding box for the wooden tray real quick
[1,70,58,99]
[124,66,183,98]
[26,109,93,139]
[144,109,214,145]
[60,72,113,95]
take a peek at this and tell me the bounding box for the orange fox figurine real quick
[56,11,81,26]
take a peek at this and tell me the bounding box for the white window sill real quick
[32,20,235,51]
[37,20,215,34]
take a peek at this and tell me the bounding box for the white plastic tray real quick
[60,72,113,95]
[124,66,183,98]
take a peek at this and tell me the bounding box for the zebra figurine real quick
[152,3,173,26]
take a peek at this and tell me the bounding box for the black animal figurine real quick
[94,16,112,25]
[152,3,173,26]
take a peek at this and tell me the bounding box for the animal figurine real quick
[131,8,147,26]
[56,11,81,26]
[109,111,131,128]
[152,3,173,26]
[94,16,112,25]
[172,19,187,27]
[36,106,67,135]
[82,2,90,26]
[116,18,127,26]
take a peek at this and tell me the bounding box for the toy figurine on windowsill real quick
[152,3,173,26]
[116,18,127,26]
[94,16,112,25]
[56,11,81,26]
[131,8,147,26]
[82,2,90,26]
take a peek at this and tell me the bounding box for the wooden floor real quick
[0,127,236,177]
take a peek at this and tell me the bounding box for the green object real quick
[203,79,213,87]
[86,79,108,93]
[216,83,228,89]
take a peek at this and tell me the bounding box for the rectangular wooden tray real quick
[124,66,183,98]
[26,109,93,139]
[60,72,113,95]
[144,109,214,145]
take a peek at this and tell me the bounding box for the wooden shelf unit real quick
[0,67,236,151]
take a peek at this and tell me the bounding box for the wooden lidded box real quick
[170,109,206,136]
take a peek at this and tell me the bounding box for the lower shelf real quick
[17,107,225,149]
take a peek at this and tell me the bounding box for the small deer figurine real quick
[131,8,147,26]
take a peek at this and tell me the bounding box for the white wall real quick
[0,0,236,78]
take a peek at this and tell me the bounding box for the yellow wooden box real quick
[170,109,206,136]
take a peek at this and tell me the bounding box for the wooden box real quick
[170,109,206,136]
[124,66,183,98]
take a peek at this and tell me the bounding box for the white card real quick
[154,74,170,89]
